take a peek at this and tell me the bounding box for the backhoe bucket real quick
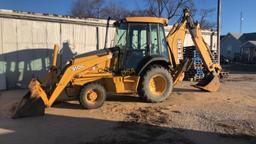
[193,73,220,92]
[12,80,45,119]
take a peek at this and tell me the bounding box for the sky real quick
[0,0,254,35]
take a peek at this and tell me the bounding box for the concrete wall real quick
[0,10,116,89]
[0,10,216,90]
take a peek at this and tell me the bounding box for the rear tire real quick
[80,83,106,109]
[139,65,173,102]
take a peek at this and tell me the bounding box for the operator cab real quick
[113,17,170,74]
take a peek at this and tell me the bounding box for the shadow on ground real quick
[107,95,144,103]
[52,95,144,110]
[173,87,200,93]
[52,88,201,110]
[53,101,83,109]
[0,114,255,144]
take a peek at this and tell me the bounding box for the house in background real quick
[240,41,256,63]
[221,32,256,63]
[220,32,242,61]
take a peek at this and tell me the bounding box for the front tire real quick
[140,65,173,102]
[80,83,106,109]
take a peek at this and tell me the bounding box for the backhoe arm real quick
[186,12,221,73]
[166,8,221,92]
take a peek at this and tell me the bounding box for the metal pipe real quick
[217,0,221,64]
[104,17,111,49]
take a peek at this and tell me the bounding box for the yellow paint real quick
[126,17,168,26]
[166,9,221,88]
[52,44,59,67]
[85,89,98,103]
[190,25,221,72]
[173,72,185,85]
[149,74,167,96]
[102,76,140,94]
[166,21,187,65]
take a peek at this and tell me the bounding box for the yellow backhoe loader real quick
[13,9,221,118]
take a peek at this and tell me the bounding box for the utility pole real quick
[240,11,243,33]
[217,0,221,64]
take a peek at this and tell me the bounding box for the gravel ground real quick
[0,69,256,144]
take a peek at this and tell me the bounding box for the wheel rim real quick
[149,74,167,96]
[85,89,99,104]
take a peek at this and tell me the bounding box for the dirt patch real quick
[215,119,256,136]
[124,106,256,136]
[85,104,256,144]
[85,125,195,144]
[124,106,170,126]
[86,119,195,144]
[1,74,256,144]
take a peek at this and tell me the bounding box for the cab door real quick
[150,24,169,59]
[123,23,149,70]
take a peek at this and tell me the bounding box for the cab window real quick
[124,23,148,69]
[159,25,169,58]
[150,24,159,55]
[128,23,148,50]
[115,23,127,49]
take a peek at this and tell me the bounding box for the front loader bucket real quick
[193,73,220,92]
[12,92,45,119]
[12,80,46,119]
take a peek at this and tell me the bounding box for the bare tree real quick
[197,8,216,29]
[71,0,133,19]
[71,0,216,29]
[100,1,131,19]
[144,0,194,20]
[71,0,103,18]
[143,0,217,29]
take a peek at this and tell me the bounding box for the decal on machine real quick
[177,39,183,60]
[71,65,85,71]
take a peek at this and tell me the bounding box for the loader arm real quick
[13,49,114,118]
[35,52,113,107]
[166,8,221,91]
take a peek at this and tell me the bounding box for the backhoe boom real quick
[166,9,221,91]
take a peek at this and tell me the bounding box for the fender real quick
[136,55,170,76]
